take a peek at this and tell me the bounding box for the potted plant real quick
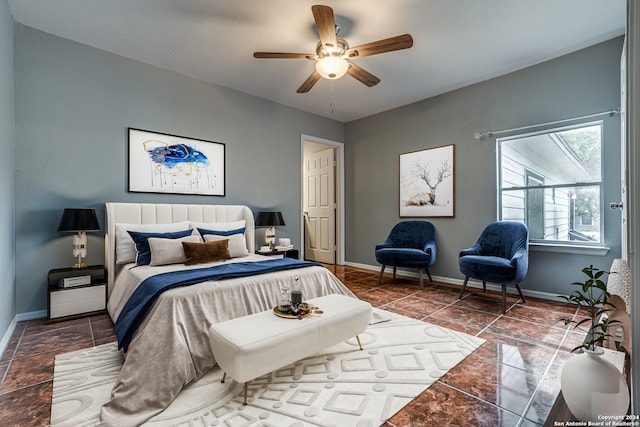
[560,264,617,351]
[558,264,629,421]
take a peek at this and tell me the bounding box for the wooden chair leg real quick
[425,267,433,282]
[515,283,526,304]
[377,265,386,285]
[221,372,226,383]
[393,266,397,279]
[482,281,487,292]
[418,269,424,290]
[502,284,507,313]
[459,276,469,299]
[356,335,363,350]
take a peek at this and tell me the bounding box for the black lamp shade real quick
[255,211,285,227]
[58,208,101,232]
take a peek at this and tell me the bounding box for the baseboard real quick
[16,309,47,322]
[0,310,48,360]
[342,261,566,303]
[0,316,17,361]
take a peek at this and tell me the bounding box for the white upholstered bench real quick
[208,293,372,404]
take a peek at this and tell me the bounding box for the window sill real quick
[530,243,610,256]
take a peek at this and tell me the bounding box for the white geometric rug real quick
[51,309,484,427]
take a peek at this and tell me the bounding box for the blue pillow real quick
[128,229,194,266]
[197,227,245,237]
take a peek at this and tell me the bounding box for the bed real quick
[98,202,356,427]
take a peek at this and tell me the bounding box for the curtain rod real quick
[474,108,620,140]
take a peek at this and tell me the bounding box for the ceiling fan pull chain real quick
[330,81,335,115]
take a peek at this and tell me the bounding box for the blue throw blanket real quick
[114,258,321,351]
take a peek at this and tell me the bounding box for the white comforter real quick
[98,256,355,427]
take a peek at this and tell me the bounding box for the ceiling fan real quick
[253,5,413,93]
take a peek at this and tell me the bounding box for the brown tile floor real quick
[0,265,583,427]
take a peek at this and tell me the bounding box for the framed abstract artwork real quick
[128,128,225,196]
[399,144,455,217]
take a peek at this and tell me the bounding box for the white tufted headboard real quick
[105,202,255,294]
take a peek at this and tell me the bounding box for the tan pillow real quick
[182,240,231,265]
[148,235,202,266]
[203,233,249,258]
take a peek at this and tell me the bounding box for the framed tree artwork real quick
[399,144,455,217]
[128,128,225,196]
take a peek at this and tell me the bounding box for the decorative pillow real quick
[128,229,195,266]
[148,235,202,266]
[115,221,190,264]
[189,220,246,232]
[198,227,245,237]
[203,233,249,258]
[182,240,231,265]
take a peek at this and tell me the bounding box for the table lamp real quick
[255,211,285,251]
[58,208,101,268]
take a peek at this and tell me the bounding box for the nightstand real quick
[47,265,107,321]
[256,249,299,259]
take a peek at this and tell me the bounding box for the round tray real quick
[273,306,311,319]
[273,302,321,319]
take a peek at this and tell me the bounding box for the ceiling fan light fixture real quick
[315,55,349,80]
[254,5,413,92]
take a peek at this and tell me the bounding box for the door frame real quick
[300,134,345,264]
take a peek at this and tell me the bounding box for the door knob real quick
[609,202,623,210]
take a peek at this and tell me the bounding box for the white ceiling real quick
[8,0,626,122]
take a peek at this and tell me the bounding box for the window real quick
[498,122,603,246]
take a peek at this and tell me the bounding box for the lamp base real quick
[71,232,88,269]
[265,226,276,251]
[73,253,87,269]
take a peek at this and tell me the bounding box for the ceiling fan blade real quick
[345,34,413,58]
[346,62,380,87]
[254,52,316,60]
[311,5,337,51]
[297,70,321,93]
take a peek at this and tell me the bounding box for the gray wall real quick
[0,0,16,341]
[0,0,16,342]
[13,24,343,315]
[345,37,624,297]
[8,22,625,317]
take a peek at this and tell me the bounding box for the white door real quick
[304,147,336,264]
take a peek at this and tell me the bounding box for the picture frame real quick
[128,128,225,196]
[399,144,455,217]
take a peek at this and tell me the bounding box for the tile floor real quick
[0,265,585,427]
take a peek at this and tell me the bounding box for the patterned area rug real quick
[51,309,484,427]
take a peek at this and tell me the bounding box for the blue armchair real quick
[375,220,436,290]
[458,221,529,313]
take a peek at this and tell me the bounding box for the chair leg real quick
[377,265,386,285]
[515,284,526,304]
[418,269,424,290]
[482,281,487,292]
[502,284,526,314]
[502,284,507,314]
[425,267,433,282]
[459,276,470,299]
[393,266,397,279]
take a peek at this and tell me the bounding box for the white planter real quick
[560,347,630,421]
